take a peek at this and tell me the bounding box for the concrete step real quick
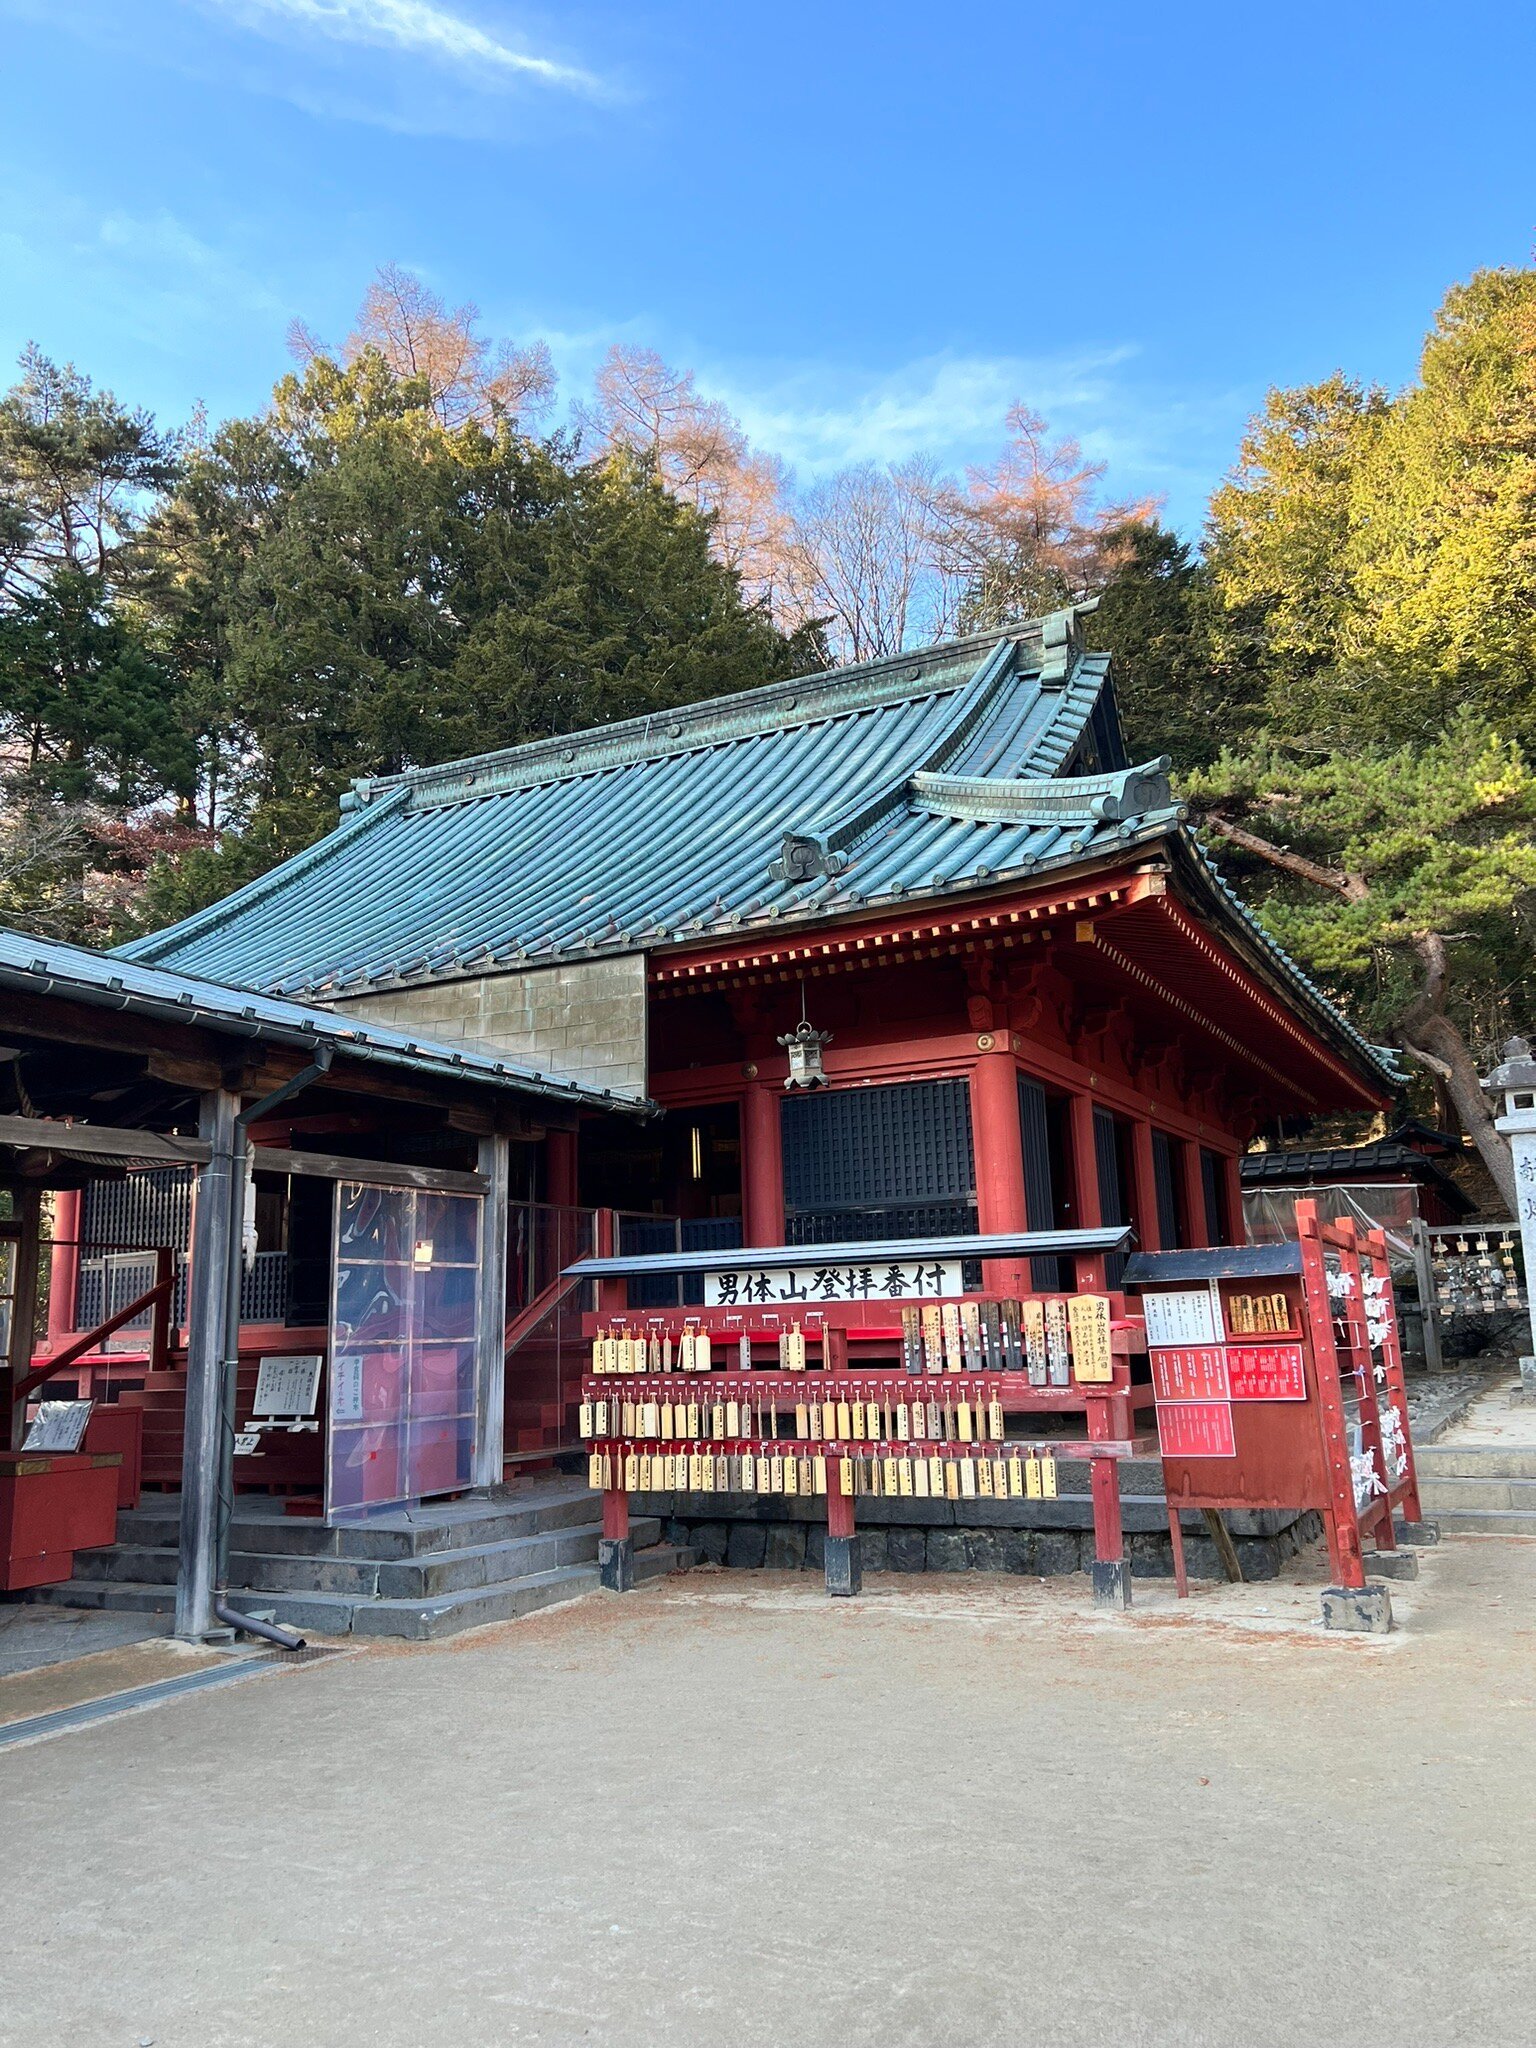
[32,1542,693,1640]
[1424,1508,1536,1536]
[1414,1446,1536,1480]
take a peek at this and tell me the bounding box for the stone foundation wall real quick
[632,1481,1325,1583]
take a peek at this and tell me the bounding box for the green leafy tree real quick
[1186,715,1536,1205]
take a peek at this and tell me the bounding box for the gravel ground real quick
[1,1539,1531,2048]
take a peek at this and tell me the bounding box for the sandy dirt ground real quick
[2,1539,1532,2048]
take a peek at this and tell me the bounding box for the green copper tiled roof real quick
[118,607,1397,1091]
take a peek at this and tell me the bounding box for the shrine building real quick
[121,604,1395,1298]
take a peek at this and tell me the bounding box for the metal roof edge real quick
[348,621,1060,811]
[115,787,412,967]
[1169,831,1400,1093]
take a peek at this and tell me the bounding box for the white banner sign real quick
[252,1354,324,1417]
[704,1259,963,1308]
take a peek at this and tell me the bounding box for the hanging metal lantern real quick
[778,985,832,1089]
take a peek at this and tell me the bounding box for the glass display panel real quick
[327,1181,482,1522]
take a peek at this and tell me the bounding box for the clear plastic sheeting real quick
[1243,1183,1420,1269]
[327,1181,483,1522]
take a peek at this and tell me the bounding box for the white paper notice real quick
[251,1354,324,1417]
[331,1354,365,1422]
[1142,1288,1223,1348]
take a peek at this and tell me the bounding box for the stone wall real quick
[627,1463,1324,1582]
[333,954,649,1100]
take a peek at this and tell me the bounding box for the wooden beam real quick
[251,1145,487,1195]
[0,1114,211,1164]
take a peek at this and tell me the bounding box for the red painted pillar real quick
[970,1049,1029,1293]
[46,1188,82,1344]
[741,1083,785,1248]
[1130,1119,1161,1253]
[546,1128,578,1209]
[1068,1092,1106,1290]
[1180,1140,1209,1248]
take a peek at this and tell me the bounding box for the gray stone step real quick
[112,1486,602,1560]
[80,1518,661,1598]
[1416,1477,1536,1511]
[32,1542,694,1641]
[1413,1446,1536,1480]
[1422,1507,1536,1537]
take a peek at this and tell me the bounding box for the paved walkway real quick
[2,1539,1532,2048]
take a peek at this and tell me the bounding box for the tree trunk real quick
[1396,934,1516,1212]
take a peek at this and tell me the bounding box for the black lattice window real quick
[781,1079,976,1246]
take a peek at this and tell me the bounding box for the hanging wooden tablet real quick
[726,1398,740,1436]
[928,1454,944,1495]
[1007,1453,1023,1497]
[898,1456,914,1496]
[784,1453,798,1495]
[1021,1299,1046,1382]
[902,1305,923,1375]
[1041,1456,1058,1499]
[756,1453,771,1491]
[1067,1295,1113,1383]
[623,1451,638,1490]
[620,1398,635,1436]
[921,1305,943,1373]
[770,1451,784,1493]
[956,1394,973,1444]
[1002,1299,1025,1373]
[591,1334,605,1374]
[678,1329,695,1372]
[738,1330,751,1369]
[838,1456,855,1496]
[1025,1455,1042,1499]
[881,1455,897,1495]
[787,1324,807,1371]
[799,1455,814,1495]
[1045,1299,1071,1386]
[941,1302,963,1372]
[795,1401,809,1439]
[696,1329,713,1373]
[579,1399,594,1438]
[991,1457,1007,1498]
[687,1399,701,1438]
[960,1300,983,1371]
[979,1301,1001,1371]
[813,1455,827,1495]
[896,1400,911,1440]
[927,1397,942,1440]
[977,1456,994,1497]
[836,1398,852,1440]
[702,1453,718,1492]
[988,1394,1005,1441]
[914,1455,930,1497]
[958,1458,977,1499]
[740,1397,753,1437]
[944,1459,960,1500]
[588,1452,603,1488]
[642,1400,659,1436]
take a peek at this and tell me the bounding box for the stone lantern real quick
[1482,1035,1536,1387]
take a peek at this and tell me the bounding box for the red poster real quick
[1226,1343,1307,1401]
[1157,1400,1237,1458]
[1150,1346,1230,1402]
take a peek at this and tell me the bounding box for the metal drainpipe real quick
[212,1047,334,1651]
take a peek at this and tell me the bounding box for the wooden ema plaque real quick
[1127,1203,1426,1594]
[581,1291,1155,1604]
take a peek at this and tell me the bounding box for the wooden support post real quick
[1068,1093,1107,1291]
[545,1128,578,1209]
[1130,1119,1161,1253]
[1167,1506,1189,1597]
[5,1186,43,1450]
[46,1187,81,1346]
[825,1462,861,1596]
[473,1133,511,1491]
[1179,1139,1209,1249]
[176,1088,238,1642]
[1222,1153,1245,1246]
[1408,1218,1445,1371]
[148,1248,173,1376]
[599,1482,633,1591]
[969,1049,1029,1293]
[1086,1386,1130,1608]
[741,1082,785,1248]
[1201,1508,1244,1582]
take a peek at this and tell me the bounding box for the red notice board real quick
[1150,1347,1229,1402]
[1155,1399,1236,1459]
[1226,1343,1306,1402]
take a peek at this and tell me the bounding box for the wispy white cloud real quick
[202,0,606,96]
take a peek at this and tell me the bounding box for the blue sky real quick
[2,0,1534,534]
